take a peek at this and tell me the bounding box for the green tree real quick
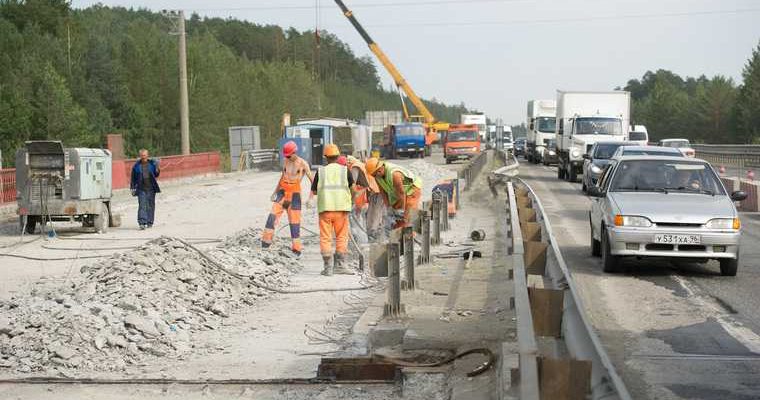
[735,41,760,143]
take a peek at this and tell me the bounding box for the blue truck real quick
[382,122,426,159]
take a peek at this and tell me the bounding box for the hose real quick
[376,347,496,377]
[40,239,220,252]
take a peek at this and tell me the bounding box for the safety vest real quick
[317,163,352,213]
[375,163,422,206]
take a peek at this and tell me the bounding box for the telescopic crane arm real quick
[334,0,435,125]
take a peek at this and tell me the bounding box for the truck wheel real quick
[94,206,109,233]
[445,158,452,164]
[23,216,38,235]
[568,166,578,182]
[425,147,431,157]
[719,257,738,276]
[601,228,620,273]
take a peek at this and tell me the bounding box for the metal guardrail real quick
[693,144,760,169]
[511,177,632,400]
[507,182,540,400]
[460,151,488,191]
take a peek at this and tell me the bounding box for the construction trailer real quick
[15,141,116,234]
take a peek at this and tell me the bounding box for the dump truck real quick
[382,122,426,159]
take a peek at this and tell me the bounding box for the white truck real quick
[555,91,630,182]
[525,99,556,164]
[461,114,487,143]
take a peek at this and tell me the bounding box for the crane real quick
[333,0,449,154]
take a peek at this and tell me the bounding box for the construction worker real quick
[261,140,313,256]
[311,144,354,275]
[365,157,422,229]
[346,155,383,240]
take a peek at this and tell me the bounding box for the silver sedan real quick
[588,156,747,275]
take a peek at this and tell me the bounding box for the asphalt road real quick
[518,160,760,400]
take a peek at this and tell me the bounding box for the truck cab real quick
[526,99,557,164]
[443,124,481,164]
[382,122,426,159]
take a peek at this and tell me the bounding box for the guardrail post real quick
[454,178,461,210]
[402,226,415,290]
[432,196,441,245]
[421,210,430,264]
[384,243,404,317]
[442,192,449,231]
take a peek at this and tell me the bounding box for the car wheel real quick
[719,257,738,276]
[591,221,601,257]
[601,228,620,272]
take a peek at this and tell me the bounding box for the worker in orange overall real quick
[261,140,313,256]
[346,155,382,240]
[365,158,422,229]
[311,144,355,275]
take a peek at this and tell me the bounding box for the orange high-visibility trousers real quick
[262,188,302,252]
[399,187,422,228]
[319,211,349,257]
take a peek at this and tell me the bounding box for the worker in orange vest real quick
[346,155,383,240]
[261,140,313,256]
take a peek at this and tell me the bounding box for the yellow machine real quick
[334,0,448,155]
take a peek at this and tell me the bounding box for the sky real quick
[70,0,760,125]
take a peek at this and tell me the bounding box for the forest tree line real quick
[0,1,470,166]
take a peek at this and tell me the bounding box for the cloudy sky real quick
[71,0,760,125]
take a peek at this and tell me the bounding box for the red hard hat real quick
[283,141,297,157]
[337,155,347,166]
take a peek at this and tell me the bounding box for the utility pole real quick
[163,10,191,155]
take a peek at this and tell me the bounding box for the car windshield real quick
[537,117,556,133]
[573,117,623,135]
[397,126,424,136]
[448,131,478,141]
[661,140,690,148]
[610,160,724,195]
[629,131,647,141]
[593,143,624,159]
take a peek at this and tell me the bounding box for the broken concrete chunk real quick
[48,344,76,360]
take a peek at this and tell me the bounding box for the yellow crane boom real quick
[334,0,448,145]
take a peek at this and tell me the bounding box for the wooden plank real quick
[528,287,564,337]
[518,208,537,226]
[524,240,548,276]
[522,222,541,242]
[538,357,592,400]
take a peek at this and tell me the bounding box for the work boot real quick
[334,253,354,275]
[321,255,334,276]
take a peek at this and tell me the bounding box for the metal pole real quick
[421,210,430,264]
[178,10,190,155]
[432,197,441,245]
[384,243,403,317]
[402,226,415,290]
[454,178,460,209]
[441,192,449,231]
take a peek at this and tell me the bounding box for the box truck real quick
[525,99,556,164]
[460,114,487,143]
[555,91,630,182]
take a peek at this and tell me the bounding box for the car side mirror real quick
[731,191,747,202]
[582,154,591,160]
[587,186,604,198]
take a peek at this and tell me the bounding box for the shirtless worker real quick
[261,140,313,256]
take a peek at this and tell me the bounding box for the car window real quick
[610,160,725,194]
[598,162,616,190]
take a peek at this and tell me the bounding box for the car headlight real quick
[590,164,602,174]
[548,151,556,155]
[706,218,740,230]
[472,147,479,152]
[571,149,581,158]
[614,215,652,227]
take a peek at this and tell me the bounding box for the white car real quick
[659,138,695,158]
[628,125,648,146]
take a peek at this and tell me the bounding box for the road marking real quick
[672,275,760,354]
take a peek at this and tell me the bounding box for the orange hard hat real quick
[365,157,384,176]
[323,143,340,157]
[283,140,297,157]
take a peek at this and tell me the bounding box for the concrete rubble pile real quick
[0,228,299,375]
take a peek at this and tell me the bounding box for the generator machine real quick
[16,141,116,234]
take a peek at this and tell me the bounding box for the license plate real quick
[654,234,701,244]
